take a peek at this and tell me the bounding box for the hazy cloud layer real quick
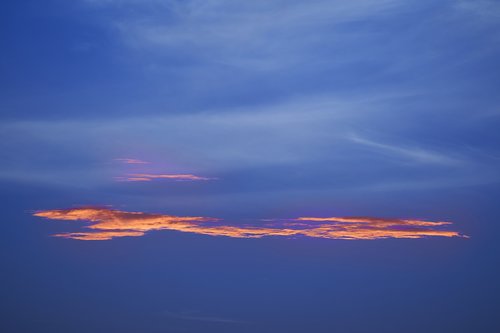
[2,92,498,191]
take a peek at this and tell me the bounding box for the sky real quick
[1,0,500,332]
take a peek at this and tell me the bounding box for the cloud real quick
[116,173,213,182]
[33,206,466,241]
[293,217,464,239]
[112,158,214,182]
[81,0,406,70]
[1,91,498,193]
[53,231,145,241]
[34,206,216,230]
[295,216,452,226]
[348,134,462,165]
[114,158,150,164]
[455,0,500,20]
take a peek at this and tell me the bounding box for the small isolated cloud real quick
[33,207,466,241]
[114,158,150,164]
[112,158,213,182]
[116,173,213,181]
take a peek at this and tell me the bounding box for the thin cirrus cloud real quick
[33,207,466,241]
[114,158,213,182]
[348,134,461,166]
[117,173,213,182]
[114,158,150,164]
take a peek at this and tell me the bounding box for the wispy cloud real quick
[113,158,214,182]
[348,134,462,165]
[116,173,213,181]
[1,92,497,191]
[455,0,500,20]
[114,158,150,164]
[54,230,145,241]
[88,0,404,70]
[33,206,466,241]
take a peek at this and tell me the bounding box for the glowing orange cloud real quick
[33,207,466,241]
[295,216,452,227]
[117,173,213,182]
[114,158,150,164]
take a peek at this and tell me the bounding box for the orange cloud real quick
[33,207,466,241]
[295,216,452,227]
[117,173,213,182]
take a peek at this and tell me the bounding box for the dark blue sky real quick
[1,0,500,332]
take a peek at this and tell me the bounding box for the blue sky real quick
[1,0,500,332]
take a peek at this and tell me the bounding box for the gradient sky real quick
[1,1,500,332]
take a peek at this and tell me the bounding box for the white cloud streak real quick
[348,134,462,166]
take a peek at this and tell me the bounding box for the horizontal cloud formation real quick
[114,158,150,164]
[117,173,213,181]
[34,207,465,241]
[113,158,213,182]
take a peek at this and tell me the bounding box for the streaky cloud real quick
[348,134,461,165]
[295,216,452,226]
[114,158,150,164]
[54,231,145,241]
[33,207,466,241]
[116,173,213,181]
